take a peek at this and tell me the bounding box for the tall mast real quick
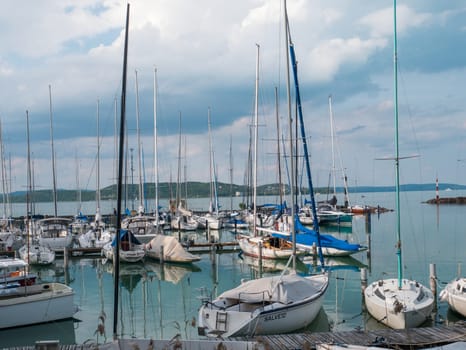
[113,2,130,339]
[208,107,217,213]
[229,136,233,212]
[153,67,159,223]
[0,120,6,219]
[48,85,58,217]
[135,69,144,210]
[252,43,259,235]
[328,95,337,202]
[393,0,402,288]
[176,112,182,208]
[275,86,283,210]
[96,99,101,210]
[114,97,118,207]
[284,0,296,267]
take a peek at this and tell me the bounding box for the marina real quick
[0,190,465,348]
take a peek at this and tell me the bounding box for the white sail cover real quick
[146,234,200,263]
[218,273,325,304]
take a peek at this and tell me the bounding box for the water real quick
[1,190,466,347]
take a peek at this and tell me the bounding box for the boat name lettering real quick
[264,312,286,321]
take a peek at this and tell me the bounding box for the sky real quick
[1,0,465,195]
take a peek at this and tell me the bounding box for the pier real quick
[16,322,466,350]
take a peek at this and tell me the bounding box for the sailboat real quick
[237,44,299,261]
[315,95,353,226]
[18,111,55,265]
[120,70,160,243]
[363,0,434,329]
[35,86,73,252]
[198,3,328,337]
[170,113,199,231]
[194,107,222,230]
[440,277,466,318]
[78,100,114,249]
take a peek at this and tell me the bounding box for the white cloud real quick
[305,37,387,82]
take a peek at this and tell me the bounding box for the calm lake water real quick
[1,190,465,347]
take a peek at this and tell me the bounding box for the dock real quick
[13,322,466,350]
[244,321,466,349]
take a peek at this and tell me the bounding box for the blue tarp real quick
[111,229,142,247]
[272,216,364,252]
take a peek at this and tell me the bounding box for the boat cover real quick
[272,217,363,252]
[218,273,325,304]
[146,234,200,262]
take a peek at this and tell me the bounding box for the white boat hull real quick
[364,278,434,329]
[18,244,55,265]
[238,236,300,260]
[102,243,145,263]
[0,282,75,329]
[440,278,466,317]
[198,273,328,338]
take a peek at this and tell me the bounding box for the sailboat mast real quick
[96,99,101,210]
[176,113,182,208]
[252,43,259,235]
[328,95,337,202]
[284,0,296,267]
[208,107,213,211]
[0,120,7,219]
[393,0,402,287]
[113,2,130,339]
[48,85,58,217]
[26,111,32,256]
[275,87,284,210]
[286,1,324,268]
[153,67,159,223]
[135,69,144,210]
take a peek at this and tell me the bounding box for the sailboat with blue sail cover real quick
[197,1,328,337]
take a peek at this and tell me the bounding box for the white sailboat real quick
[36,86,73,252]
[195,107,222,230]
[363,0,434,329]
[237,44,297,261]
[440,277,466,318]
[198,3,329,337]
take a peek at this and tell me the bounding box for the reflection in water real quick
[0,319,77,348]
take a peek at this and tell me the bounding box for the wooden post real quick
[361,268,368,293]
[63,247,69,267]
[258,241,263,278]
[159,245,164,264]
[361,268,368,312]
[430,263,437,308]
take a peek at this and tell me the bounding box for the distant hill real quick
[7,182,466,203]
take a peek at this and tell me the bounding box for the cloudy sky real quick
[1,0,465,195]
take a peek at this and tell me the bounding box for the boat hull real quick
[440,278,466,317]
[198,273,328,338]
[238,236,301,260]
[0,283,75,329]
[364,278,434,329]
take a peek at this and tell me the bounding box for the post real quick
[63,247,69,267]
[258,241,263,278]
[361,268,368,312]
[361,268,368,293]
[430,263,437,306]
[159,245,164,264]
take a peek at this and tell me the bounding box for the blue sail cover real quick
[111,229,142,247]
[272,216,364,252]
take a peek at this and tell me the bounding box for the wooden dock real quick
[11,322,466,350]
[240,322,466,349]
